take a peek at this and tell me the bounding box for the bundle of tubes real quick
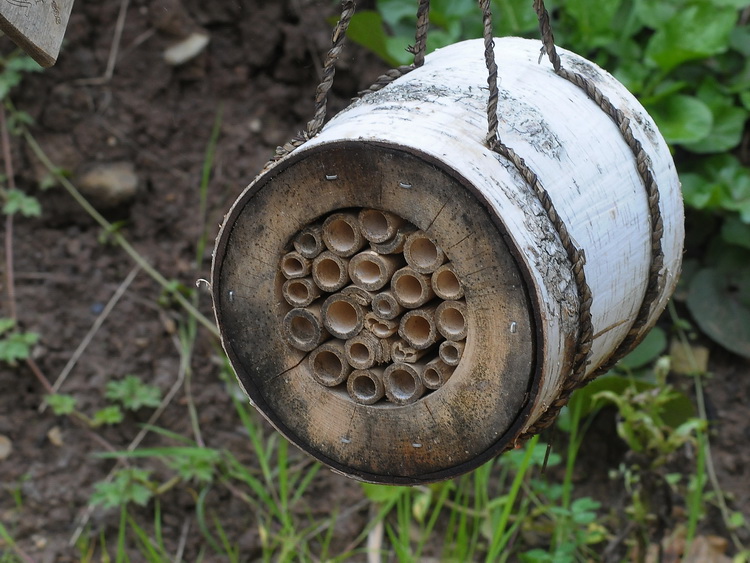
[280,209,467,406]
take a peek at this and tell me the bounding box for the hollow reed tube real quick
[383,362,426,406]
[439,340,465,366]
[371,290,405,320]
[364,312,399,338]
[308,341,351,387]
[279,251,312,279]
[431,263,464,300]
[312,251,350,292]
[370,226,415,255]
[293,224,325,259]
[436,300,468,341]
[347,368,386,405]
[391,266,435,309]
[422,357,454,390]
[282,277,322,308]
[348,250,403,291]
[321,292,365,339]
[322,212,367,257]
[282,304,329,351]
[403,230,446,274]
[399,304,440,350]
[345,330,383,370]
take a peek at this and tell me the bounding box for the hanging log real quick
[212,37,684,484]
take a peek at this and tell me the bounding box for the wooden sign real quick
[0,0,75,67]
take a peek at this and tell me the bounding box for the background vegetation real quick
[1,0,749,561]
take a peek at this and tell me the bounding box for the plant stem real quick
[668,301,747,553]
[0,104,18,322]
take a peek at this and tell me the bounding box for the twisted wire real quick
[306,0,357,138]
[411,0,431,68]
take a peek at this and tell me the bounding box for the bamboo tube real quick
[347,368,386,405]
[348,250,403,291]
[370,226,416,255]
[439,340,465,367]
[422,357,453,390]
[282,277,322,308]
[312,251,350,292]
[363,312,399,338]
[403,231,446,274]
[436,300,468,341]
[279,251,311,279]
[308,341,352,387]
[383,362,426,405]
[322,212,367,257]
[399,304,440,350]
[293,224,325,259]
[340,285,375,306]
[390,339,430,363]
[345,330,383,370]
[371,290,405,320]
[431,263,464,300]
[321,293,365,339]
[391,266,435,308]
[282,304,329,352]
[358,209,405,243]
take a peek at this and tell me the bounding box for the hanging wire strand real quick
[306,0,357,138]
[270,0,432,165]
[411,0,431,68]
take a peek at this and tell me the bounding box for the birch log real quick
[212,37,683,484]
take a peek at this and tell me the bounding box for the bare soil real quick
[0,1,748,560]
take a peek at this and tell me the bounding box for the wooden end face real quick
[212,141,539,484]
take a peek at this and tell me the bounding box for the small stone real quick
[47,426,64,447]
[164,32,210,66]
[76,162,139,209]
[0,434,11,460]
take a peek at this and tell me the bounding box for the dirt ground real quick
[0,0,748,560]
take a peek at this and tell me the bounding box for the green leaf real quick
[376,0,419,27]
[569,376,694,427]
[0,318,15,335]
[564,0,622,42]
[721,216,750,249]
[687,268,750,358]
[492,0,540,35]
[3,189,41,217]
[619,327,667,370]
[45,393,77,416]
[730,24,750,56]
[5,55,43,74]
[682,79,749,153]
[361,483,410,503]
[683,104,747,153]
[91,468,153,509]
[645,3,737,71]
[646,95,713,144]
[346,11,411,67]
[105,375,162,411]
[92,406,124,426]
[570,497,601,524]
[0,330,39,364]
[633,0,680,27]
[165,448,221,483]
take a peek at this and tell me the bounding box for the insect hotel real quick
[211,1,684,484]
